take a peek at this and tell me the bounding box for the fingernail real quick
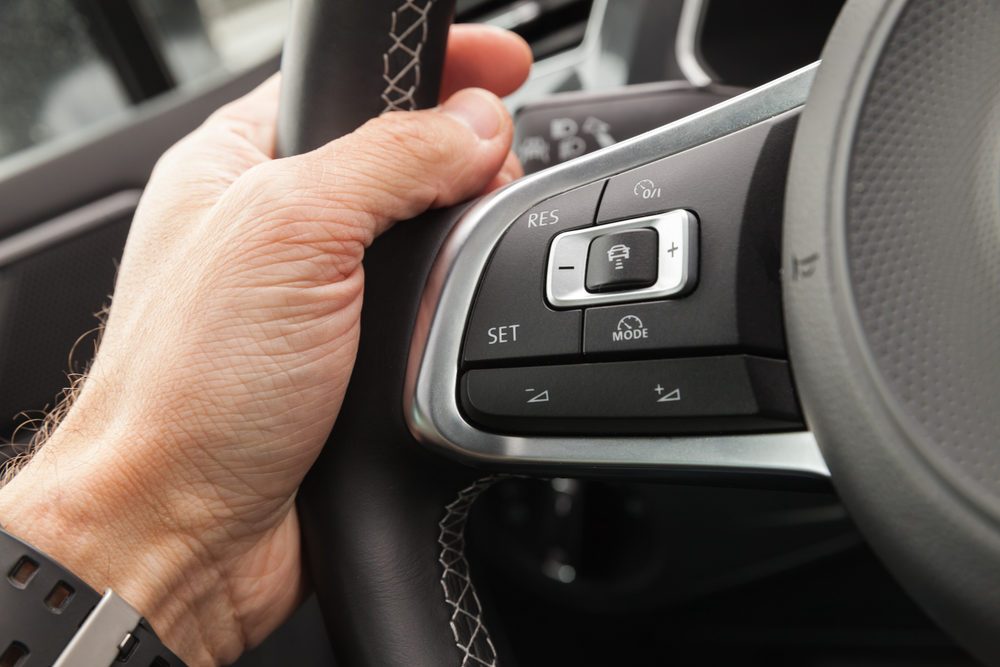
[440,89,504,140]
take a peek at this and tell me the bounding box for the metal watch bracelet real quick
[0,523,185,666]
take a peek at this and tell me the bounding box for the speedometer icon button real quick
[612,315,649,342]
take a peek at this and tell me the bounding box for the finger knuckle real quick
[362,112,453,169]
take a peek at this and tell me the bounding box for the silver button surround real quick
[547,210,698,308]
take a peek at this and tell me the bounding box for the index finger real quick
[440,24,534,100]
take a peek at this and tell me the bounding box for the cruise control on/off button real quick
[586,228,658,292]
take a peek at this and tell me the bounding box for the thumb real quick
[234,87,514,249]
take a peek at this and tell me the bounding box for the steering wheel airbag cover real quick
[784,0,1000,663]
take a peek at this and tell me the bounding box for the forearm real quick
[0,415,244,666]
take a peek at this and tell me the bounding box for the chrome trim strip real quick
[478,0,543,31]
[504,0,635,110]
[0,190,140,267]
[405,63,829,479]
[676,0,713,87]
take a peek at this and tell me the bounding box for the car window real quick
[136,0,288,84]
[0,0,288,163]
[0,0,131,159]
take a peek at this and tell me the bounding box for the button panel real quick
[463,181,604,364]
[546,210,698,309]
[461,356,801,435]
[457,112,800,436]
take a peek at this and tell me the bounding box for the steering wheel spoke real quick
[407,64,827,483]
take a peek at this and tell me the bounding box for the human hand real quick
[0,24,531,666]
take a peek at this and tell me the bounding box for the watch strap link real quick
[0,526,184,666]
[121,620,182,667]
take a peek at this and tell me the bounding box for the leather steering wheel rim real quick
[296,201,500,667]
[277,2,502,665]
[785,0,1000,664]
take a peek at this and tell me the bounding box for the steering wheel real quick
[275,0,1000,665]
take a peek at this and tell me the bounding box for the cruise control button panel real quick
[546,210,697,308]
[455,112,800,437]
[461,356,801,435]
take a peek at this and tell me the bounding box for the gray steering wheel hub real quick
[784,0,1000,663]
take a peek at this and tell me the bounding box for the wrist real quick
[0,428,236,666]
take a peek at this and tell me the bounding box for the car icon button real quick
[586,228,658,292]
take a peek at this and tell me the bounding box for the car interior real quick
[1,1,997,665]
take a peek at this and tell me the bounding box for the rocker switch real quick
[546,209,698,309]
[586,229,658,292]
